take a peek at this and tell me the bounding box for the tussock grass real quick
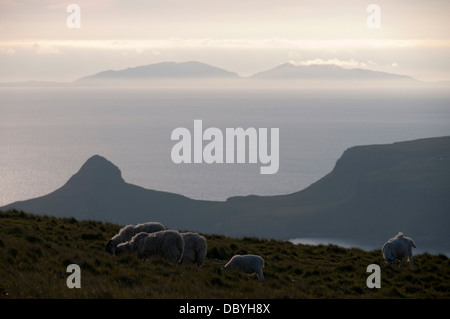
[0,210,449,299]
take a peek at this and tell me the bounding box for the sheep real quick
[223,254,265,281]
[382,232,416,268]
[105,222,166,254]
[115,230,185,264]
[180,232,207,266]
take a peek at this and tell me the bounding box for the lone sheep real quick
[223,254,265,280]
[180,232,207,266]
[105,222,166,254]
[382,232,416,268]
[115,230,184,264]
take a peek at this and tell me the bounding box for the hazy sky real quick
[1,0,449,82]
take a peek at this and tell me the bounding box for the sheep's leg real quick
[256,271,264,281]
[408,255,414,268]
[408,246,414,268]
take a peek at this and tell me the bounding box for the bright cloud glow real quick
[289,59,368,69]
[2,38,449,52]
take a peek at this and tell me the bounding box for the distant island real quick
[0,61,428,87]
[76,61,240,83]
[252,63,415,81]
[76,61,419,85]
[2,136,449,253]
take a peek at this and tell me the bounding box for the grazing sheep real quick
[115,230,184,264]
[180,232,207,266]
[105,222,166,254]
[382,232,417,268]
[223,254,265,280]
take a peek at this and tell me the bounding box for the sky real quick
[0,0,449,82]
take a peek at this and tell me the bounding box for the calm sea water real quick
[1,86,450,211]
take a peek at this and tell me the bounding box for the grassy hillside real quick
[0,210,449,299]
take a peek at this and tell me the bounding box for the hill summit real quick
[66,155,124,187]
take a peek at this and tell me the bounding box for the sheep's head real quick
[105,239,116,254]
[115,243,132,256]
[223,261,235,270]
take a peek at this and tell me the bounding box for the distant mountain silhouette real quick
[76,61,239,83]
[2,137,449,251]
[251,63,416,82]
[1,61,429,86]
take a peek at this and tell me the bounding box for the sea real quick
[1,85,450,253]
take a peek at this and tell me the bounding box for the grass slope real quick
[0,210,449,299]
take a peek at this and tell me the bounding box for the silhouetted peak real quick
[76,61,239,82]
[252,62,415,81]
[276,62,297,69]
[66,155,124,187]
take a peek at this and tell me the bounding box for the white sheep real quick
[115,230,185,264]
[223,254,265,280]
[382,232,417,268]
[180,232,207,266]
[105,222,166,254]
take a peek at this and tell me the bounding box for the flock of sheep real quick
[105,221,265,280]
[105,222,417,282]
[105,222,207,266]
